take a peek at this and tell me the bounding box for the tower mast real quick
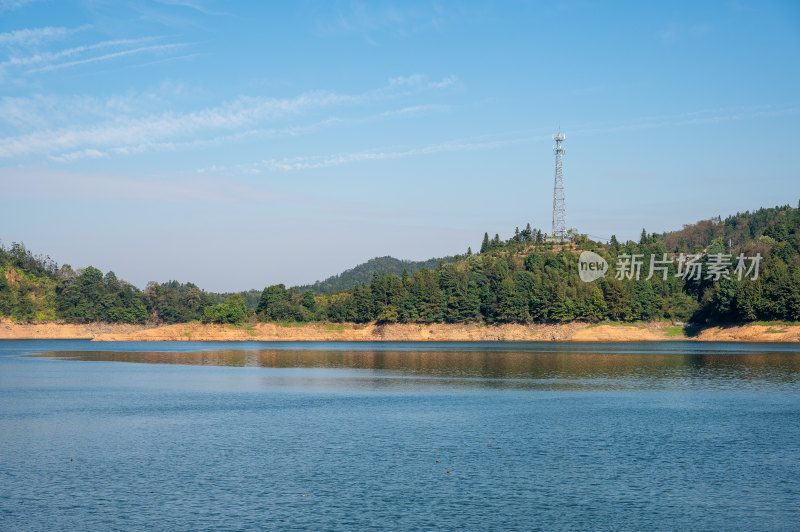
[551,127,567,241]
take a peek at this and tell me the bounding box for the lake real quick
[1,340,799,530]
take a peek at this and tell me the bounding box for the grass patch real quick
[325,323,345,331]
[766,329,788,334]
[663,326,685,337]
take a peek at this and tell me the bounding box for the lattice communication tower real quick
[551,127,567,241]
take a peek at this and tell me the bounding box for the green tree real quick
[480,232,490,254]
[203,293,248,324]
[590,287,607,321]
[302,289,317,311]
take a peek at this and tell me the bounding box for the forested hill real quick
[662,204,799,251]
[294,255,454,294]
[1,202,798,326]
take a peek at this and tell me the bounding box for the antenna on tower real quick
[551,126,567,242]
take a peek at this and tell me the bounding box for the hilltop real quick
[294,255,455,294]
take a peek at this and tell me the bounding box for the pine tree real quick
[522,223,532,242]
[480,232,490,254]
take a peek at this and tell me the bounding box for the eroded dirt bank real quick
[1,319,799,342]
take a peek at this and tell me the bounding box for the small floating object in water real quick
[435,460,439,463]
[446,470,451,474]
[70,458,73,462]
[302,494,307,497]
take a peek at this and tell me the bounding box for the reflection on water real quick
[42,345,800,391]
[6,341,800,530]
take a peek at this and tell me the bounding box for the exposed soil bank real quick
[2,319,799,342]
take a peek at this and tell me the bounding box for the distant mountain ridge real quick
[294,255,455,294]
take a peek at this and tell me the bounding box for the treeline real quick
[479,223,546,253]
[295,255,454,295]
[0,243,214,323]
[210,289,261,309]
[253,207,799,325]
[663,204,800,251]
[2,203,798,325]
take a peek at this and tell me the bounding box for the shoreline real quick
[1,319,799,343]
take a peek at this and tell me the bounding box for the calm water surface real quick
[1,340,799,530]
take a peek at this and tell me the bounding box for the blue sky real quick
[1,0,798,291]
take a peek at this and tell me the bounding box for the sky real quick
[1,0,799,292]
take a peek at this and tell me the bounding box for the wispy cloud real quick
[208,134,541,174]
[198,104,800,175]
[154,0,229,16]
[314,1,454,43]
[0,76,455,160]
[0,25,91,47]
[0,92,349,158]
[428,75,457,89]
[0,35,192,81]
[1,37,159,68]
[390,73,457,89]
[26,42,191,73]
[0,0,39,12]
[48,148,108,163]
[58,104,450,161]
[0,83,186,129]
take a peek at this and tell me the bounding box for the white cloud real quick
[0,0,39,11]
[0,36,193,83]
[389,73,425,86]
[48,148,108,163]
[0,86,182,129]
[90,104,447,158]
[314,2,455,43]
[0,25,90,47]
[428,75,457,89]
[1,37,160,69]
[0,91,345,158]
[0,78,455,160]
[388,73,456,90]
[196,104,800,175]
[154,0,229,16]
[222,135,540,173]
[26,42,191,73]
[12,104,448,162]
